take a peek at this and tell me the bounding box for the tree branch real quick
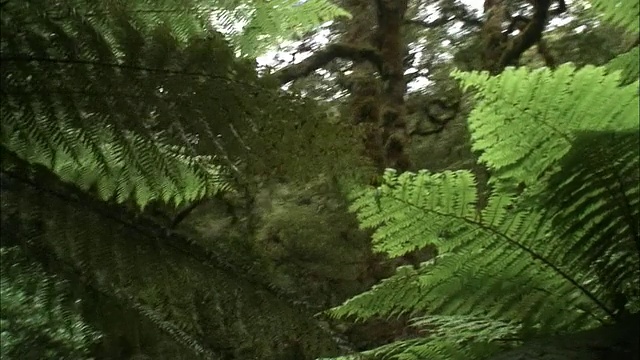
[501,0,567,69]
[498,0,552,68]
[273,43,384,85]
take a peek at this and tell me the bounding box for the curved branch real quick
[274,43,384,85]
[501,0,567,69]
[498,0,552,68]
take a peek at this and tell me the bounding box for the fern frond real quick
[349,169,478,257]
[213,0,351,57]
[1,0,367,207]
[0,0,231,208]
[334,170,612,331]
[334,4,640,357]
[411,315,521,344]
[452,64,639,191]
[0,246,102,359]
[540,130,640,310]
[607,47,640,86]
[588,0,639,35]
[349,316,520,360]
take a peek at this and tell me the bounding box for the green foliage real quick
[0,0,366,357]
[349,170,478,258]
[588,0,639,35]
[331,145,638,358]
[541,130,640,307]
[0,0,367,208]
[213,0,351,57]
[1,246,102,360]
[329,5,640,360]
[606,47,640,86]
[3,133,231,208]
[451,64,638,192]
[1,152,345,359]
[325,316,521,360]
[0,0,235,208]
[335,167,628,320]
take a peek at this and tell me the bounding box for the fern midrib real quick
[382,191,617,320]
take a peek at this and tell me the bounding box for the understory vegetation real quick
[1,0,638,359]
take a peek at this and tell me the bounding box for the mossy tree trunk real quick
[276,0,412,173]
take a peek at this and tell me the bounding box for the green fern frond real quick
[349,169,478,257]
[451,64,639,191]
[335,4,640,357]
[607,47,640,86]
[540,130,640,309]
[328,263,423,320]
[348,316,520,360]
[56,139,231,208]
[411,315,521,344]
[1,0,367,207]
[588,0,639,35]
[332,126,639,358]
[335,170,612,327]
[213,0,351,57]
[1,246,102,359]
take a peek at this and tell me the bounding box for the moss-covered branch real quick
[274,43,384,85]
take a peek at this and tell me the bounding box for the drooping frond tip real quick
[451,64,639,191]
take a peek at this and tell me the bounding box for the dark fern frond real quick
[0,246,102,360]
[111,287,220,359]
[606,47,639,86]
[451,64,639,192]
[1,150,345,359]
[349,169,478,258]
[1,0,368,207]
[540,130,640,313]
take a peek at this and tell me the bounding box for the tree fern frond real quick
[588,0,639,35]
[333,4,640,358]
[349,169,478,257]
[1,0,227,208]
[1,162,345,359]
[607,47,640,86]
[352,316,520,360]
[335,169,613,332]
[1,246,102,359]
[411,315,522,343]
[539,130,640,310]
[213,0,351,57]
[451,64,639,191]
[328,264,423,320]
[1,0,367,208]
